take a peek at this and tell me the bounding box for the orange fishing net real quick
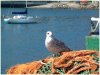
[7,50,99,74]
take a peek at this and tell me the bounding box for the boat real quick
[85,17,99,51]
[4,0,39,24]
[4,15,39,24]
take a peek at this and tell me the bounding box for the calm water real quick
[1,8,99,74]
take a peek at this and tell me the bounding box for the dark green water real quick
[1,8,99,74]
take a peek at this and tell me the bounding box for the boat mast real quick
[25,0,27,15]
[26,0,27,8]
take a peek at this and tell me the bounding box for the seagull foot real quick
[52,53,61,58]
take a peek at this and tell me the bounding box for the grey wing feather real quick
[53,38,67,48]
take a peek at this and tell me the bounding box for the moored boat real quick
[85,17,99,51]
[4,15,39,24]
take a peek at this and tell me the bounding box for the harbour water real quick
[1,8,99,74]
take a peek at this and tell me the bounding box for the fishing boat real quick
[4,0,38,24]
[85,17,99,51]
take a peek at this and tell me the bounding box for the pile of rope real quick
[7,50,99,74]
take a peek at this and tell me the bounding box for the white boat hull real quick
[4,18,11,22]
[7,18,37,24]
[4,16,38,24]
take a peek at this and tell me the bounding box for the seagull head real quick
[46,31,53,37]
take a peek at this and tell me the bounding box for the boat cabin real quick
[89,17,99,35]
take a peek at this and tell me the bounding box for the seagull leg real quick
[52,53,61,57]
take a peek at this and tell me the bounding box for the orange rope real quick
[7,50,99,74]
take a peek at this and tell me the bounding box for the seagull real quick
[45,31,70,53]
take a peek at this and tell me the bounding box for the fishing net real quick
[7,50,99,74]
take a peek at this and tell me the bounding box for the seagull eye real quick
[47,33,49,34]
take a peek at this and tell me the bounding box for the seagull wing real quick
[53,38,67,48]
